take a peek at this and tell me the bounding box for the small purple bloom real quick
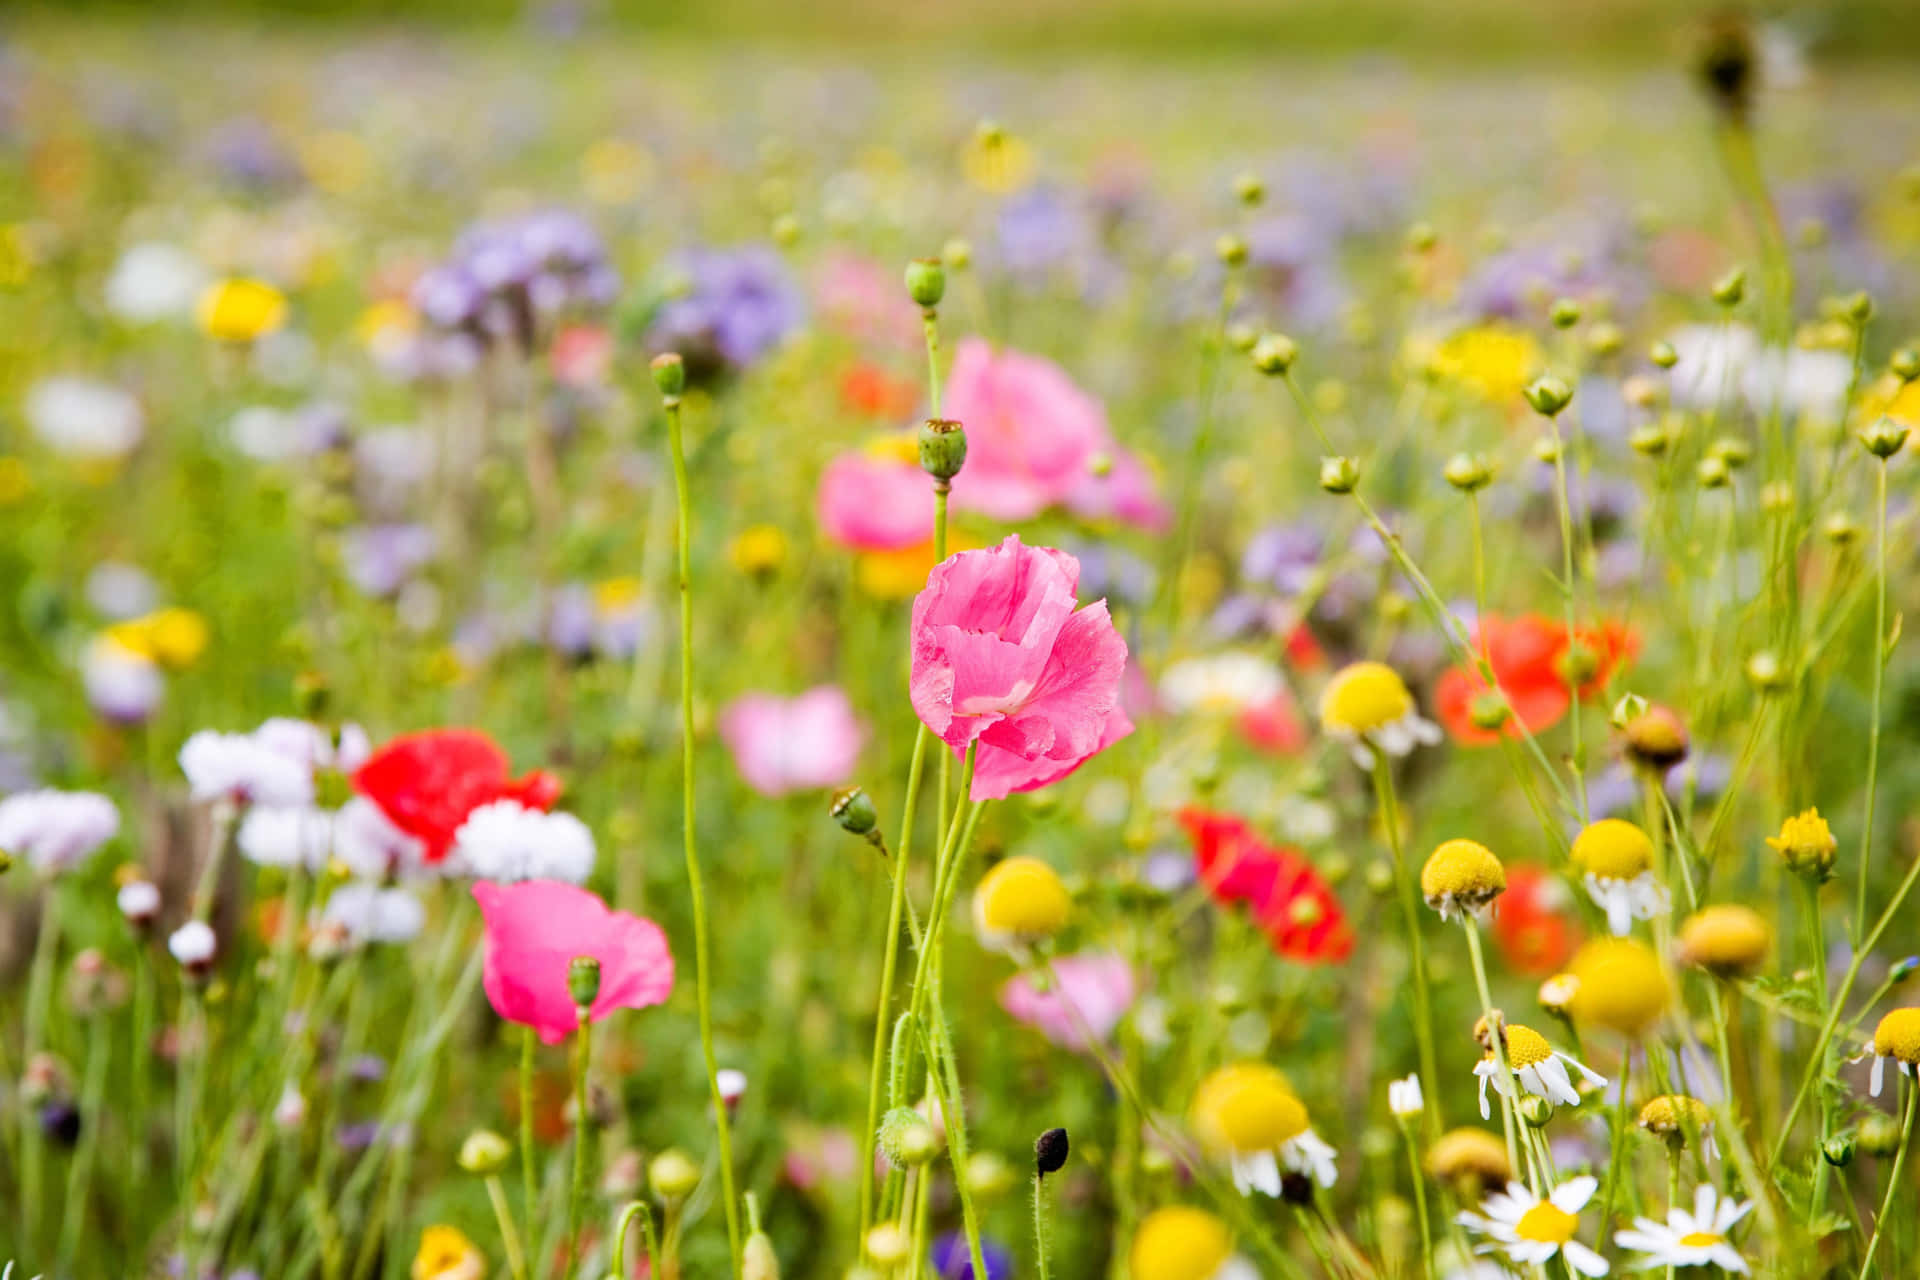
[932,1232,1013,1280]
[651,245,805,371]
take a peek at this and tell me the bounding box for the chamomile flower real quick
[1190,1063,1339,1194]
[972,856,1071,955]
[1565,938,1670,1038]
[1569,819,1669,936]
[1159,652,1285,716]
[1318,661,1441,770]
[1457,1175,1611,1276]
[1767,807,1837,880]
[1475,1023,1607,1119]
[1388,1073,1424,1119]
[1427,1127,1512,1196]
[1636,1094,1719,1158]
[1675,905,1770,976]
[1866,1007,1920,1097]
[1613,1183,1753,1272]
[1128,1206,1258,1280]
[1421,839,1506,921]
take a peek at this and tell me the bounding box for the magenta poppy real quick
[473,880,674,1045]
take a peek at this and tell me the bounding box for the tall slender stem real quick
[564,1012,593,1280]
[521,1026,538,1229]
[1461,921,1521,1178]
[663,390,743,1268]
[1855,459,1889,942]
[1856,1076,1916,1279]
[1374,762,1439,1140]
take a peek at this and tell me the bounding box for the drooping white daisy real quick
[1159,652,1285,716]
[451,800,594,885]
[0,788,118,875]
[1457,1175,1610,1276]
[1613,1183,1752,1273]
[1476,1023,1607,1119]
[1191,1063,1339,1195]
[1317,661,1441,770]
[1569,819,1669,937]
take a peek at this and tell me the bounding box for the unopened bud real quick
[905,258,946,310]
[942,238,973,272]
[1251,332,1299,375]
[650,352,686,398]
[1629,424,1670,457]
[878,1107,941,1168]
[1822,1133,1857,1167]
[1623,706,1689,772]
[649,1148,701,1203]
[865,1223,911,1268]
[1843,291,1874,326]
[1697,455,1731,489]
[1587,322,1624,358]
[1891,348,1920,383]
[1319,456,1359,494]
[919,418,968,483]
[459,1129,512,1175]
[1444,453,1492,492]
[831,786,879,837]
[567,956,602,1010]
[1233,172,1265,207]
[1519,1095,1554,1127]
[1859,415,1909,460]
[1523,376,1573,418]
[1035,1126,1070,1177]
[1549,298,1581,329]
[1745,650,1787,692]
[1859,1112,1902,1158]
[1468,692,1511,733]
[1709,435,1752,469]
[1215,234,1248,268]
[1650,340,1679,369]
[1711,268,1747,308]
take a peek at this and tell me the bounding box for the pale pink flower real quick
[1065,445,1171,531]
[941,339,1113,522]
[718,686,867,797]
[910,535,1132,801]
[813,252,922,351]
[1000,951,1138,1051]
[816,449,934,551]
[473,880,674,1045]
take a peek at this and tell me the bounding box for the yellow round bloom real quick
[411,1224,484,1280]
[105,607,209,671]
[197,277,287,344]
[1499,1024,1556,1069]
[1421,838,1506,918]
[1767,807,1838,879]
[1319,661,1412,734]
[1430,323,1544,406]
[972,856,1069,951]
[1872,1008,1920,1064]
[1637,1094,1713,1144]
[730,524,789,578]
[1676,905,1770,976]
[961,130,1036,195]
[1129,1206,1233,1280]
[1569,819,1653,881]
[1426,1126,1511,1191]
[1190,1063,1307,1155]
[1565,938,1669,1037]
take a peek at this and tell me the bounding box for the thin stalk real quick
[486,1175,529,1280]
[1461,921,1522,1178]
[1855,459,1889,943]
[1856,1076,1917,1279]
[1375,761,1439,1140]
[521,1026,539,1227]
[1031,1174,1054,1280]
[564,1011,593,1280]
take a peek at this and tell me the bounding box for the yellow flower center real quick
[1431,324,1545,405]
[1570,818,1654,880]
[1421,839,1506,901]
[1637,1094,1712,1135]
[1677,905,1771,974]
[1319,661,1414,735]
[1873,1008,1920,1063]
[1192,1063,1308,1153]
[1129,1207,1233,1280]
[974,857,1071,942]
[1500,1024,1554,1069]
[198,278,287,344]
[730,525,789,575]
[1678,1231,1725,1248]
[1513,1201,1579,1245]
[1566,938,1670,1036]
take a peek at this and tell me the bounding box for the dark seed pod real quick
[1034,1127,1070,1177]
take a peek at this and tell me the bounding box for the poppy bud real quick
[1650,340,1679,369]
[1696,12,1756,120]
[1892,348,1920,383]
[1468,692,1510,733]
[1858,416,1909,460]
[878,1106,941,1168]
[1623,706,1689,772]
[650,352,687,398]
[649,1148,701,1204]
[1035,1126,1070,1177]
[1587,322,1624,358]
[1523,376,1573,418]
[918,418,968,483]
[905,258,945,310]
[568,955,602,1010]
[831,786,879,837]
[459,1129,512,1175]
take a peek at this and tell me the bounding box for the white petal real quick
[1552,1175,1600,1214]
[1693,1183,1715,1225]
[1871,1054,1886,1097]
[1563,1241,1611,1276]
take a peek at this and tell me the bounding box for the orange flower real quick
[1435,614,1637,745]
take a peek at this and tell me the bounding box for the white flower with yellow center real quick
[1569,819,1669,937]
[1421,839,1506,922]
[1317,661,1441,770]
[1866,1007,1920,1097]
[1191,1063,1338,1195]
[1475,1024,1606,1119]
[1613,1183,1752,1272]
[1457,1175,1611,1276]
[1159,653,1285,716]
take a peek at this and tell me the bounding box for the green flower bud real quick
[865,1223,911,1268]
[292,671,331,721]
[1891,347,1920,383]
[458,1129,512,1175]
[772,214,800,247]
[648,1148,701,1203]
[1745,650,1787,692]
[1711,267,1747,309]
[942,238,973,272]
[1224,322,1259,353]
[904,258,945,310]
[1892,955,1920,983]
[1523,375,1573,418]
[1533,436,1562,464]
[1650,340,1679,369]
[1406,221,1438,253]
[1629,424,1670,457]
[1444,452,1492,492]
[568,956,602,1010]
[1319,456,1359,494]
[877,1107,941,1169]
[1215,234,1248,268]
[1468,692,1510,733]
[1364,860,1395,898]
[1708,435,1752,469]
[1859,1112,1902,1158]
[1822,1133,1857,1167]
[1859,415,1909,460]
[1844,290,1875,326]
[1823,513,1862,547]
[1251,332,1299,375]
[1610,692,1649,728]
[1587,322,1624,358]
[1696,455,1731,489]
[1550,298,1582,329]
[1518,1095,1554,1127]
[650,352,687,398]
[830,786,879,837]
[1760,481,1794,515]
[918,418,968,483]
[1233,171,1265,207]
[745,1226,781,1280]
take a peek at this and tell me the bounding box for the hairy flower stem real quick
[1856,1076,1916,1279]
[1031,1173,1054,1280]
[564,1012,592,1280]
[1374,761,1440,1140]
[664,391,743,1268]
[611,1200,660,1280]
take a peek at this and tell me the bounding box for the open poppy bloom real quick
[473,880,674,1045]
[1434,614,1637,745]
[1490,864,1582,975]
[354,729,560,863]
[1179,808,1353,963]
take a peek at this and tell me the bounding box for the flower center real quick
[1678,1231,1724,1248]
[1571,819,1653,880]
[1513,1202,1578,1244]
[1502,1025,1554,1069]
[1320,662,1413,734]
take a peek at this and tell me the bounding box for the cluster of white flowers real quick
[450,800,595,885]
[0,788,119,876]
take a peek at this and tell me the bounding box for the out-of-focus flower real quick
[1676,905,1770,976]
[1565,938,1670,1037]
[1180,808,1353,963]
[353,729,560,863]
[1428,324,1544,407]
[25,377,144,460]
[814,253,921,352]
[1666,324,1852,421]
[1191,1062,1338,1194]
[817,441,935,552]
[999,951,1136,1051]
[452,800,594,885]
[1490,865,1581,975]
[410,1224,485,1280]
[237,805,333,870]
[1767,807,1837,880]
[105,242,205,322]
[1318,661,1441,769]
[197,277,287,343]
[1475,1023,1606,1117]
[103,607,209,671]
[972,856,1070,954]
[83,636,163,724]
[1434,614,1637,746]
[321,883,426,945]
[931,1230,1016,1280]
[1388,1074,1424,1119]
[1867,1008,1920,1096]
[651,244,804,371]
[1159,653,1284,716]
[718,686,866,797]
[473,879,673,1045]
[1128,1206,1252,1280]
[1569,819,1669,936]
[910,536,1132,801]
[0,789,117,875]
[962,129,1035,194]
[1457,1176,1610,1277]
[839,362,921,419]
[343,524,436,599]
[179,728,316,808]
[168,920,217,969]
[1614,1184,1751,1272]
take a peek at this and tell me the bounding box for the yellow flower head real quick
[592,576,644,615]
[1873,1008,1920,1064]
[1430,324,1545,406]
[1676,905,1770,976]
[1421,838,1506,918]
[961,128,1036,195]
[1858,372,1920,430]
[197,277,287,344]
[972,856,1070,951]
[1319,661,1412,734]
[730,524,789,578]
[104,607,209,671]
[411,1224,484,1280]
[1569,818,1653,882]
[1637,1094,1713,1142]
[1767,807,1838,879]
[1190,1063,1308,1156]
[1129,1206,1233,1280]
[1566,938,1670,1037]
[1426,1126,1511,1191]
[1493,1023,1556,1069]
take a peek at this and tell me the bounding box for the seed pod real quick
[1035,1127,1070,1177]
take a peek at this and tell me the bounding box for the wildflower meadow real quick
[4,5,1920,1278]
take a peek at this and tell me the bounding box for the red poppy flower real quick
[839,362,920,421]
[352,729,560,863]
[1179,807,1353,964]
[1237,695,1308,756]
[1489,864,1581,975]
[1434,613,1638,745]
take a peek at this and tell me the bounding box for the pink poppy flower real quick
[910,535,1133,801]
[816,449,936,552]
[942,339,1111,522]
[1064,444,1171,532]
[718,686,867,797]
[473,880,674,1045]
[1000,951,1137,1051]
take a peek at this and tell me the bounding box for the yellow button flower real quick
[972,856,1069,953]
[1869,1007,1920,1097]
[105,607,210,671]
[1637,1094,1716,1153]
[1421,838,1506,920]
[1129,1206,1234,1280]
[1426,1126,1511,1193]
[730,524,789,578]
[1675,905,1770,976]
[1190,1063,1338,1195]
[1569,818,1669,936]
[197,277,287,344]
[1767,807,1837,880]
[1565,938,1670,1037]
[1430,323,1545,407]
[1318,661,1440,769]
[411,1224,484,1280]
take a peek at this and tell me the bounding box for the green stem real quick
[1855,459,1889,944]
[611,1200,659,1280]
[1375,761,1439,1140]
[1461,921,1522,1179]
[565,1010,593,1280]
[1031,1175,1053,1280]
[521,1025,539,1228]
[487,1175,530,1280]
[1856,1076,1917,1279]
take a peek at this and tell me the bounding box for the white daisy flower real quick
[1388,1073,1424,1120]
[1476,1023,1607,1119]
[1318,661,1441,771]
[25,376,144,459]
[1457,1175,1610,1276]
[1613,1183,1752,1272]
[0,788,118,875]
[178,729,314,808]
[451,800,594,885]
[1159,652,1285,716]
[1570,820,1669,937]
[1192,1064,1341,1196]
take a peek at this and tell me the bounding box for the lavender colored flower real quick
[932,1231,1013,1280]
[411,209,617,357]
[204,118,302,192]
[650,245,805,372]
[1241,214,1349,330]
[343,524,434,599]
